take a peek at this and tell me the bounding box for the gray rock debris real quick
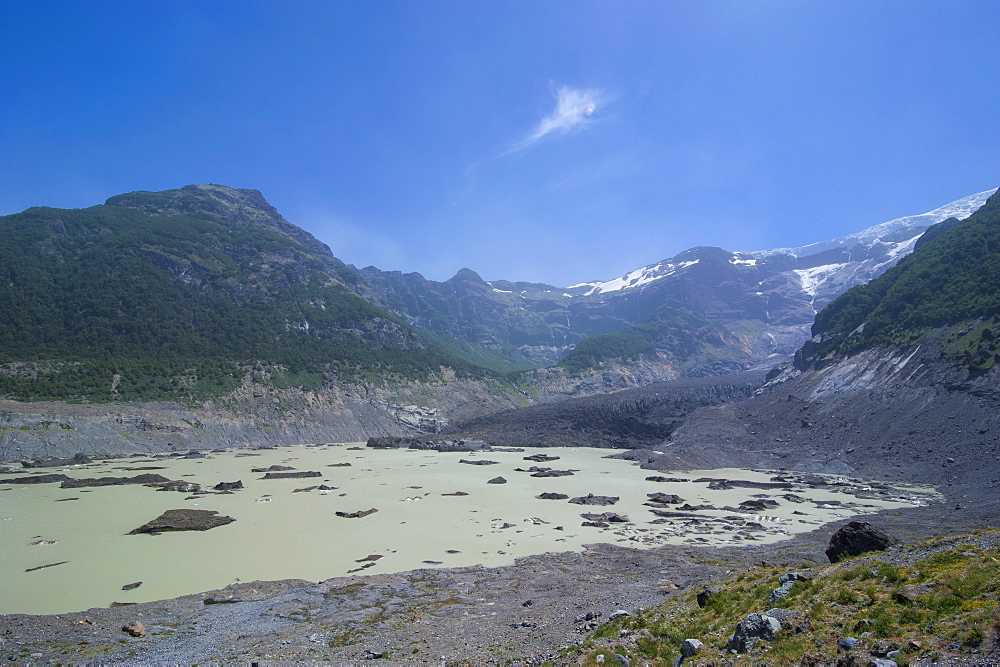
[727,612,780,653]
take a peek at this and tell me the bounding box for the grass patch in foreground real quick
[576,529,999,665]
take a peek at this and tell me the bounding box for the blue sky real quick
[1,1,997,286]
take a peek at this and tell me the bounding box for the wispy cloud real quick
[505,85,607,154]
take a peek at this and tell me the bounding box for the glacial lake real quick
[0,444,938,615]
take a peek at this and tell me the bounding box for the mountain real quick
[649,186,1000,526]
[451,185,1000,534]
[0,184,490,402]
[360,189,996,391]
[798,188,1000,370]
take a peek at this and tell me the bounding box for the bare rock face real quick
[128,509,236,534]
[825,521,898,563]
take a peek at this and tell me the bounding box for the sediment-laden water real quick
[0,444,937,615]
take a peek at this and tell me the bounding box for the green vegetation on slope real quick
[575,531,999,665]
[810,188,1000,362]
[558,299,737,374]
[0,186,491,401]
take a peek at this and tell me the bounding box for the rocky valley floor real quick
[2,352,999,664]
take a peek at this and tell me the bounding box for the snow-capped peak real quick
[570,259,700,296]
[747,188,997,260]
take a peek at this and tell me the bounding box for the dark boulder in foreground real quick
[826,521,898,563]
[128,509,235,534]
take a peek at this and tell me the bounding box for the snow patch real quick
[748,189,996,260]
[793,264,842,297]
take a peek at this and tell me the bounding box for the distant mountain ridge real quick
[363,188,996,386]
[1,182,994,406]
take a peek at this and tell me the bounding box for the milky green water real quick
[0,444,937,615]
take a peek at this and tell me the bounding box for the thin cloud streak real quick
[504,85,607,155]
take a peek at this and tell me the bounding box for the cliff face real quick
[0,375,520,461]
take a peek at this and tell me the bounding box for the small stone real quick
[608,609,629,620]
[613,654,629,667]
[121,581,142,591]
[122,621,146,637]
[838,637,859,651]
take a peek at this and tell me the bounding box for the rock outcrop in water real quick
[128,509,236,534]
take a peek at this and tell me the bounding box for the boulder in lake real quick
[487,476,507,484]
[128,509,236,534]
[459,459,499,466]
[536,492,569,500]
[825,521,898,563]
[647,492,684,504]
[569,493,619,506]
[62,473,171,489]
[530,469,575,478]
[213,480,243,491]
[147,480,201,493]
[251,464,295,473]
[336,508,378,519]
[523,454,560,462]
[739,499,780,511]
[20,453,92,468]
[261,471,322,480]
[581,512,629,523]
[7,474,71,485]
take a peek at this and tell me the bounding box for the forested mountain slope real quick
[0,185,488,402]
